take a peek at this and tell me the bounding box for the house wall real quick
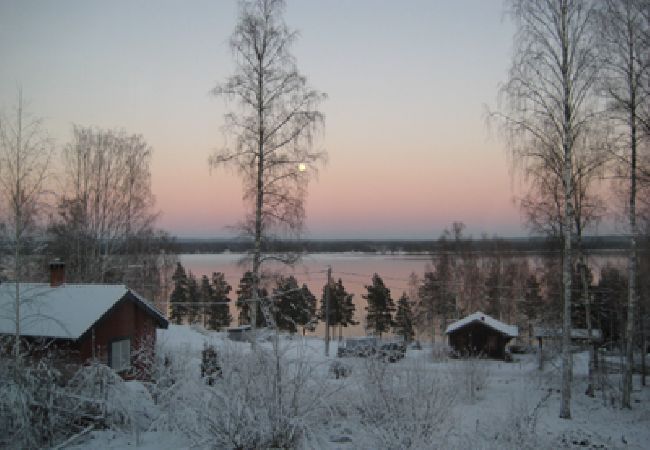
[448,322,510,359]
[78,298,158,379]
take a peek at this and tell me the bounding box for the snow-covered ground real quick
[68,325,650,449]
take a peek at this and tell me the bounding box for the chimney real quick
[49,259,65,287]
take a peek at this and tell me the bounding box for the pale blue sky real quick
[0,1,525,238]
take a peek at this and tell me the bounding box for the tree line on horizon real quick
[166,221,640,354]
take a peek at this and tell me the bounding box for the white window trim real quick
[110,338,131,372]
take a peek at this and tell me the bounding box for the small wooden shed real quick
[533,326,603,370]
[445,312,518,359]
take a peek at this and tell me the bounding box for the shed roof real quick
[0,283,168,340]
[445,311,518,338]
[533,327,603,341]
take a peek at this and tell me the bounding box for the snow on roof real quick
[128,288,169,327]
[445,311,518,338]
[0,283,166,340]
[533,327,603,341]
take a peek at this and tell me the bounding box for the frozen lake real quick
[180,251,626,337]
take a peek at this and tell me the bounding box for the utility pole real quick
[325,266,331,357]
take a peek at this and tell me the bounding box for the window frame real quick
[109,337,131,372]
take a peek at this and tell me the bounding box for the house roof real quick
[0,283,168,340]
[533,327,603,341]
[445,311,518,338]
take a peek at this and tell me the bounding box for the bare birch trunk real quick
[623,16,638,405]
[560,0,573,419]
[623,116,637,408]
[250,71,265,350]
[640,303,646,386]
[579,250,595,397]
[13,93,23,380]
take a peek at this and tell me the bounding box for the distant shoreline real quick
[169,235,635,255]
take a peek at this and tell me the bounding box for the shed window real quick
[110,339,131,372]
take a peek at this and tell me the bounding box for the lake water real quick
[180,252,626,338]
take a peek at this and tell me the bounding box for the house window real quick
[110,339,131,372]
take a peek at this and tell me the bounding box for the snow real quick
[445,311,519,337]
[62,325,650,449]
[0,283,166,339]
[534,326,604,341]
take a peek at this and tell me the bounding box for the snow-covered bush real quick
[431,342,453,361]
[0,369,35,449]
[151,339,337,448]
[0,348,104,448]
[329,360,351,379]
[458,355,490,403]
[484,398,541,449]
[353,358,456,449]
[65,363,141,428]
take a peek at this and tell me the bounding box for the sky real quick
[0,0,525,239]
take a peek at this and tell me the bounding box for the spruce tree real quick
[169,262,189,325]
[595,266,628,345]
[320,278,357,339]
[335,279,357,339]
[484,259,502,319]
[418,271,439,343]
[186,272,200,324]
[199,275,214,328]
[320,279,342,333]
[236,271,266,327]
[300,283,318,334]
[394,292,415,343]
[522,274,542,339]
[418,267,455,342]
[363,273,395,338]
[273,276,317,334]
[209,272,232,330]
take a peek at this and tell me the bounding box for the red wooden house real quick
[0,262,168,380]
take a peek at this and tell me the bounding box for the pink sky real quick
[0,1,527,238]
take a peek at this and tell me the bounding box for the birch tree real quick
[520,140,607,398]
[497,0,600,419]
[596,0,650,408]
[211,0,326,337]
[0,90,54,377]
[49,126,159,284]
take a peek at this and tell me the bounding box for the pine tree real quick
[418,271,438,343]
[363,273,395,338]
[594,266,628,345]
[320,278,357,339]
[320,279,342,332]
[236,271,266,327]
[484,260,502,319]
[299,283,319,334]
[199,275,214,328]
[273,276,317,334]
[570,264,594,329]
[394,292,415,343]
[338,279,358,337]
[418,265,455,343]
[208,272,232,330]
[169,262,189,325]
[186,272,200,324]
[522,274,542,339]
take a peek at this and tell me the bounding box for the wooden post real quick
[538,337,543,370]
[325,266,331,357]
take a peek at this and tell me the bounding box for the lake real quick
[180,251,626,338]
